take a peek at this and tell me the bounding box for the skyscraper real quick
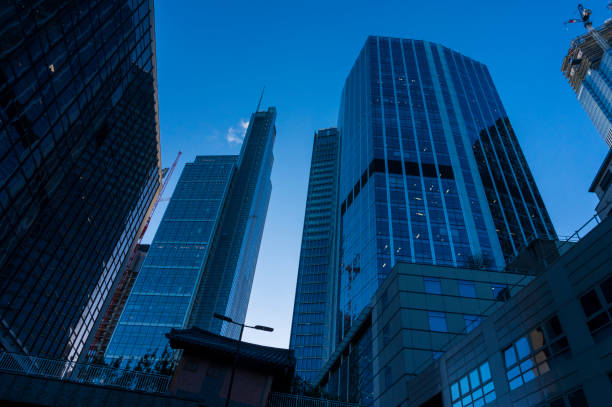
[335,36,555,343]
[289,128,340,382]
[562,21,612,147]
[0,1,161,361]
[105,107,276,365]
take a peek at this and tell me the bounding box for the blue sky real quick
[144,0,609,348]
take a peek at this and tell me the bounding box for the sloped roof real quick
[166,327,295,376]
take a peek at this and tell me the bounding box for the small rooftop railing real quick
[557,211,602,251]
[267,392,364,407]
[0,351,170,394]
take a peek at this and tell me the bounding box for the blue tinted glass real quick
[458,280,476,297]
[507,366,520,380]
[428,311,448,332]
[484,391,496,402]
[451,382,460,400]
[460,376,470,395]
[504,346,517,367]
[424,277,442,294]
[480,362,491,382]
[515,337,530,359]
[469,369,480,389]
[483,382,494,394]
[509,376,523,390]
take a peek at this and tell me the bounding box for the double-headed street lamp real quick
[213,313,273,407]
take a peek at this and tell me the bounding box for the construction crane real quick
[565,3,610,51]
[125,150,182,268]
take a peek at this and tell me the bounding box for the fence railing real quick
[0,351,170,394]
[267,392,363,407]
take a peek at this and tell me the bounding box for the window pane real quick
[451,382,460,400]
[424,277,442,294]
[483,382,494,394]
[507,366,520,380]
[469,369,480,389]
[580,290,603,317]
[428,311,448,332]
[460,377,469,395]
[480,362,491,382]
[567,388,589,407]
[509,376,523,390]
[515,337,530,359]
[529,327,545,350]
[504,346,517,367]
[545,315,564,338]
[484,391,496,403]
[458,281,476,298]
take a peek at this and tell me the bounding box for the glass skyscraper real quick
[290,128,340,382]
[335,36,555,341]
[105,107,276,365]
[562,21,612,147]
[0,1,161,361]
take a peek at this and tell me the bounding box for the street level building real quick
[105,108,276,366]
[403,212,612,407]
[289,128,340,382]
[0,0,162,362]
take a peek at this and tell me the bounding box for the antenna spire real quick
[256,86,265,112]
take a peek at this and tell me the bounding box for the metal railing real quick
[267,392,364,407]
[0,351,170,394]
[557,211,603,251]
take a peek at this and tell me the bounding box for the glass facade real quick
[106,107,276,364]
[578,49,612,147]
[336,36,555,340]
[187,107,276,339]
[0,0,161,361]
[289,128,339,382]
[105,156,236,365]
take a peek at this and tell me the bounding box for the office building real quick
[0,1,162,361]
[562,21,612,147]
[335,36,556,345]
[105,108,276,365]
[289,128,340,382]
[404,214,612,407]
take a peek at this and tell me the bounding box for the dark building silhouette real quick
[0,0,162,361]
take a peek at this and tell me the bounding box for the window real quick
[491,284,506,299]
[536,387,589,407]
[428,311,448,332]
[579,276,612,339]
[450,361,496,407]
[503,315,569,392]
[464,315,483,333]
[458,281,476,298]
[424,277,442,294]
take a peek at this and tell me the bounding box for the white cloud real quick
[226,119,249,144]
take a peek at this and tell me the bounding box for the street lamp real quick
[213,313,274,407]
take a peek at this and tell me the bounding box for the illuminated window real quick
[450,361,496,407]
[504,315,569,391]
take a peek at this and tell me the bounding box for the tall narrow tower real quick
[105,108,276,366]
[289,128,340,382]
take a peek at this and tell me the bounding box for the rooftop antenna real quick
[256,86,265,112]
[565,3,610,51]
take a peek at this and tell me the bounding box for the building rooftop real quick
[166,327,295,375]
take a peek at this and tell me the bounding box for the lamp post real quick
[213,313,273,407]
